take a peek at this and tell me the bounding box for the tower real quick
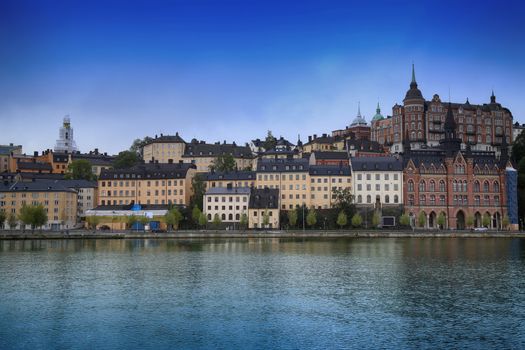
[439,102,461,157]
[402,64,426,149]
[54,116,78,153]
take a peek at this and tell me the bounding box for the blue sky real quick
[1,0,525,154]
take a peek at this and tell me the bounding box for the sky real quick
[1,0,525,155]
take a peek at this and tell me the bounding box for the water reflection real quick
[1,238,524,349]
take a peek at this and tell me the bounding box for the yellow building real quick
[248,188,279,229]
[309,165,352,209]
[183,139,255,172]
[9,150,70,174]
[71,149,115,176]
[97,163,196,206]
[302,134,339,153]
[0,179,78,230]
[143,133,186,164]
[0,144,22,173]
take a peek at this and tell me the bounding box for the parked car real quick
[99,225,111,231]
[473,227,488,232]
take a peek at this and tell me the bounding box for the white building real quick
[54,116,78,153]
[350,156,404,208]
[203,185,250,226]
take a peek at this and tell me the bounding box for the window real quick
[420,194,426,205]
[408,180,414,192]
[394,195,399,203]
[408,194,414,206]
[494,196,500,206]
[419,181,426,192]
[357,195,362,203]
[474,195,480,206]
[483,181,489,193]
[366,195,371,203]
[385,195,390,204]
[493,181,500,192]
[474,181,480,192]
[429,180,435,192]
[440,195,445,205]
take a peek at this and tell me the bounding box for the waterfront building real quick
[204,170,256,189]
[351,156,403,210]
[0,179,78,230]
[0,144,22,173]
[309,165,352,209]
[60,179,98,221]
[387,65,513,154]
[203,185,250,226]
[248,188,279,229]
[402,102,515,230]
[54,116,78,153]
[97,163,196,206]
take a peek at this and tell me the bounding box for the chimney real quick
[223,140,226,145]
[308,136,312,142]
[9,143,13,146]
[34,151,38,157]
[95,148,99,154]
[313,134,317,139]
[160,133,163,137]
[323,133,327,137]
[104,152,107,156]
[155,134,158,139]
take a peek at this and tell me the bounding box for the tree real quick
[512,131,525,164]
[263,130,277,151]
[212,214,222,229]
[372,212,381,228]
[351,213,363,228]
[306,209,317,228]
[130,136,153,156]
[8,213,17,229]
[437,213,446,229]
[86,216,101,231]
[165,208,183,231]
[336,211,347,229]
[198,212,208,229]
[262,210,270,228]
[192,206,202,227]
[190,174,206,211]
[482,213,491,228]
[418,212,427,228]
[466,215,474,229]
[126,215,138,230]
[502,215,510,230]
[399,213,410,227]
[287,209,298,228]
[240,213,248,229]
[65,159,95,181]
[210,153,236,172]
[114,150,140,169]
[18,204,47,233]
[0,210,6,229]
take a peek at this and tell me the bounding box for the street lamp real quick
[302,203,305,233]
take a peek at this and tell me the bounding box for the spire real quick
[411,63,416,84]
[444,102,456,134]
[357,101,361,116]
[404,63,424,102]
[376,102,380,114]
[491,89,496,104]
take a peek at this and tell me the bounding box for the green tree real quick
[306,209,317,228]
[0,210,6,229]
[466,215,474,229]
[130,136,153,156]
[114,150,140,169]
[210,153,236,172]
[165,208,183,231]
[372,212,381,228]
[192,206,202,227]
[190,174,206,211]
[351,213,363,228]
[86,216,101,231]
[336,210,347,229]
[262,210,270,228]
[511,131,525,163]
[263,130,277,150]
[126,215,138,230]
[482,213,491,228]
[399,213,411,227]
[198,212,208,228]
[333,187,354,211]
[18,204,47,233]
[65,159,95,181]
[8,213,17,229]
[502,215,510,230]
[240,213,248,229]
[437,213,446,229]
[212,214,222,229]
[418,212,427,228]
[287,209,298,228]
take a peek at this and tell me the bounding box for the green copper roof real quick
[371,102,384,122]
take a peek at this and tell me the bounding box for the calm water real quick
[1,238,524,349]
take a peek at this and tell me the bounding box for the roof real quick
[309,165,351,176]
[257,158,309,172]
[205,186,251,195]
[53,153,69,163]
[0,179,77,193]
[144,133,186,145]
[99,163,195,180]
[205,170,256,181]
[17,162,53,171]
[183,141,253,158]
[72,152,115,166]
[59,179,98,188]
[351,156,404,171]
[90,204,184,211]
[346,139,384,153]
[0,172,65,181]
[249,188,279,209]
[312,151,348,160]
[0,144,22,156]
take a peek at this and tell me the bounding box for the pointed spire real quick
[411,63,416,84]
[357,101,361,116]
[491,89,496,104]
[376,102,380,113]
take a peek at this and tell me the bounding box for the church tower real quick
[54,116,79,153]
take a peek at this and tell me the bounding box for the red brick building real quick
[403,103,513,230]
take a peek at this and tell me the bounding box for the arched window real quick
[474,181,480,192]
[430,195,436,205]
[453,180,457,192]
[394,195,399,203]
[439,180,445,192]
[429,180,435,192]
[419,181,426,192]
[221,213,226,220]
[228,213,233,220]
[483,181,489,193]
[493,181,500,193]
[408,195,414,206]
[474,196,480,206]
[494,196,500,206]
[439,195,445,205]
[385,195,390,203]
[235,213,240,220]
[357,195,362,203]
[411,131,416,140]
[208,214,212,220]
[418,131,422,139]
[408,180,414,192]
[367,195,371,203]
[420,194,426,205]
[484,195,490,206]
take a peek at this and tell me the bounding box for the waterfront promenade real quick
[1,229,524,240]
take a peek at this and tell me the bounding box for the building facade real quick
[203,186,250,226]
[0,144,22,173]
[248,188,279,229]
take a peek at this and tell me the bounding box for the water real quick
[1,238,524,349]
